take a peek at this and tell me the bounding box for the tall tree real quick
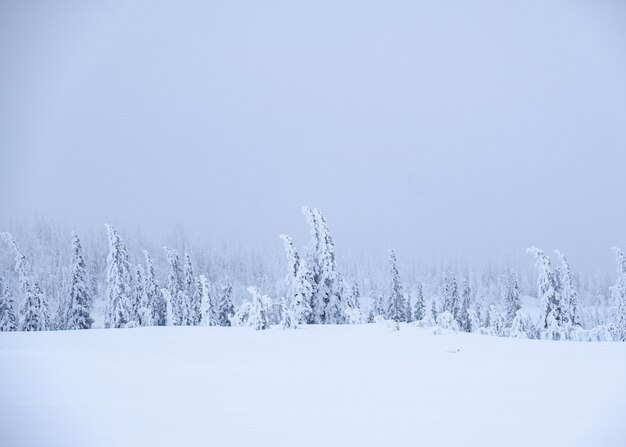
[503,271,521,325]
[66,233,93,330]
[143,251,164,326]
[279,234,313,324]
[104,224,133,329]
[164,248,186,326]
[199,275,215,326]
[184,254,200,325]
[554,250,579,329]
[386,249,407,323]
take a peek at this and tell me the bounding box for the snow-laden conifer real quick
[246,286,270,330]
[554,249,579,329]
[527,247,566,340]
[0,277,17,331]
[66,233,93,330]
[413,283,425,322]
[143,251,164,326]
[279,234,313,324]
[503,271,521,326]
[610,247,626,341]
[164,248,185,326]
[104,224,133,328]
[386,249,407,322]
[216,277,234,326]
[199,275,215,326]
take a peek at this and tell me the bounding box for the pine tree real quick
[0,278,17,331]
[247,286,270,330]
[302,207,323,323]
[280,296,298,329]
[387,249,407,322]
[554,249,579,329]
[343,281,362,324]
[413,283,425,322]
[527,247,566,340]
[216,277,234,326]
[610,247,626,341]
[405,294,413,323]
[104,224,133,329]
[66,233,93,330]
[279,234,313,324]
[441,272,459,320]
[367,291,386,323]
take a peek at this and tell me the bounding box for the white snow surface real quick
[1,324,625,447]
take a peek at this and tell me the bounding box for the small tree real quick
[105,224,133,329]
[247,286,270,330]
[386,249,407,322]
[413,283,425,322]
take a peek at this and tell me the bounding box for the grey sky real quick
[1,0,626,272]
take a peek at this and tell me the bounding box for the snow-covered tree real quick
[386,249,407,323]
[143,251,164,326]
[503,271,521,325]
[527,247,566,340]
[104,224,133,329]
[367,291,386,323]
[246,286,270,330]
[279,234,313,324]
[164,248,186,326]
[510,311,537,339]
[1,232,50,331]
[0,277,17,331]
[280,296,298,329]
[135,265,153,327]
[216,277,234,326]
[487,305,507,337]
[184,254,200,325]
[441,272,459,321]
[343,281,362,324]
[302,207,343,324]
[610,247,626,341]
[413,283,425,322]
[161,288,174,327]
[199,275,215,326]
[554,249,579,329]
[66,233,93,330]
[457,279,472,332]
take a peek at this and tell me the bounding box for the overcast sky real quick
[1,0,626,272]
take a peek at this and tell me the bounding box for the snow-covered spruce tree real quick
[143,251,164,326]
[161,288,175,327]
[301,207,343,324]
[135,265,153,327]
[0,277,17,331]
[487,305,507,337]
[279,234,313,324]
[386,249,407,323]
[509,310,537,339]
[526,247,566,340]
[302,207,323,323]
[610,247,626,341]
[280,296,298,329]
[413,283,425,322]
[367,291,386,323]
[315,209,343,324]
[164,248,186,326]
[246,286,270,330]
[199,275,215,326]
[184,254,200,325]
[457,279,472,332]
[216,277,234,326]
[1,232,50,331]
[441,272,459,321]
[405,294,413,323]
[104,224,133,329]
[554,249,579,329]
[503,271,521,326]
[66,233,93,330]
[343,281,362,324]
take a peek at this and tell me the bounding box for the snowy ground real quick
[1,325,625,447]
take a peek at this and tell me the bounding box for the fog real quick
[1,0,626,272]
